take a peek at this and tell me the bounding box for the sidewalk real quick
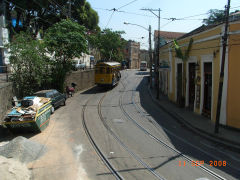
[148,85,240,152]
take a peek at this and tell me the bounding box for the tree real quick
[203,9,225,25]
[7,32,51,97]
[72,1,99,31]
[203,9,240,25]
[4,0,99,38]
[89,29,127,62]
[44,19,88,91]
[173,38,193,106]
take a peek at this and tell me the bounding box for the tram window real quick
[99,67,105,74]
[106,68,111,74]
[95,68,99,74]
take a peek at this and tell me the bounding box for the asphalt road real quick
[28,69,240,180]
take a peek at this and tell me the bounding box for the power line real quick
[117,0,138,10]
[161,21,173,28]
[104,0,139,28]
[105,11,115,28]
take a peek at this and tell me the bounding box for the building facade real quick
[158,20,240,129]
[125,40,140,69]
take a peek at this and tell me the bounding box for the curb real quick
[147,86,240,153]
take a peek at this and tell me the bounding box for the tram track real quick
[130,76,240,174]
[82,71,165,180]
[82,93,123,180]
[98,90,165,180]
[118,73,228,180]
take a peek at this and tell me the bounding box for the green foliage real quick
[44,19,88,62]
[72,1,99,31]
[89,29,127,62]
[5,0,99,38]
[173,38,193,61]
[7,32,51,97]
[44,19,88,91]
[203,9,225,25]
[173,38,193,99]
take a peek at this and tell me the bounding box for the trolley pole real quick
[214,0,231,133]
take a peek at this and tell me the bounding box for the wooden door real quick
[189,63,196,110]
[177,63,182,105]
[203,62,212,118]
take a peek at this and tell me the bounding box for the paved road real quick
[29,70,240,180]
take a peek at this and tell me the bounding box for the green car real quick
[34,89,66,113]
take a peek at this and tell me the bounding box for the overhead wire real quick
[104,0,139,28]
[105,11,115,28]
[117,0,138,10]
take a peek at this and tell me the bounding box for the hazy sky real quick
[88,0,240,49]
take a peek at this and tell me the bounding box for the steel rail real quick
[98,72,166,180]
[118,75,227,180]
[82,94,123,180]
[131,76,240,173]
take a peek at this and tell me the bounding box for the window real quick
[99,67,105,74]
[106,67,111,74]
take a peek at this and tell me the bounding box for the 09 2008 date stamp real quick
[179,160,227,167]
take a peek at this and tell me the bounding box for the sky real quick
[87,0,240,50]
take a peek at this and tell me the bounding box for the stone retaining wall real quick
[65,69,95,92]
[0,70,95,123]
[0,83,13,122]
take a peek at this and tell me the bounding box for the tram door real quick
[203,62,212,118]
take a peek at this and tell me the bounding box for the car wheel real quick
[51,106,55,114]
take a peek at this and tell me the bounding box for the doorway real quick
[202,62,212,118]
[177,63,182,105]
[188,63,196,111]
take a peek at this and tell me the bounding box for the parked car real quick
[78,63,86,70]
[73,60,86,70]
[34,89,66,113]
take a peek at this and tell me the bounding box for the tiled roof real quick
[179,24,220,39]
[154,31,186,40]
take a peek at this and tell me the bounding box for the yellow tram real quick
[95,62,121,87]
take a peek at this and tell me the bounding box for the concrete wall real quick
[0,82,13,122]
[65,69,95,92]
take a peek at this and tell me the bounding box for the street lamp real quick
[123,22,153,88]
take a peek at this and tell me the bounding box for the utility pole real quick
[214,0,231,133]
[149,25,153,88]
[141,8,161,99]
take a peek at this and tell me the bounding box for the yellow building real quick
[158,20,240,129]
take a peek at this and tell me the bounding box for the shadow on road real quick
[134,76,240,179]
[135,71,149,76]
[81,85,113,94]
